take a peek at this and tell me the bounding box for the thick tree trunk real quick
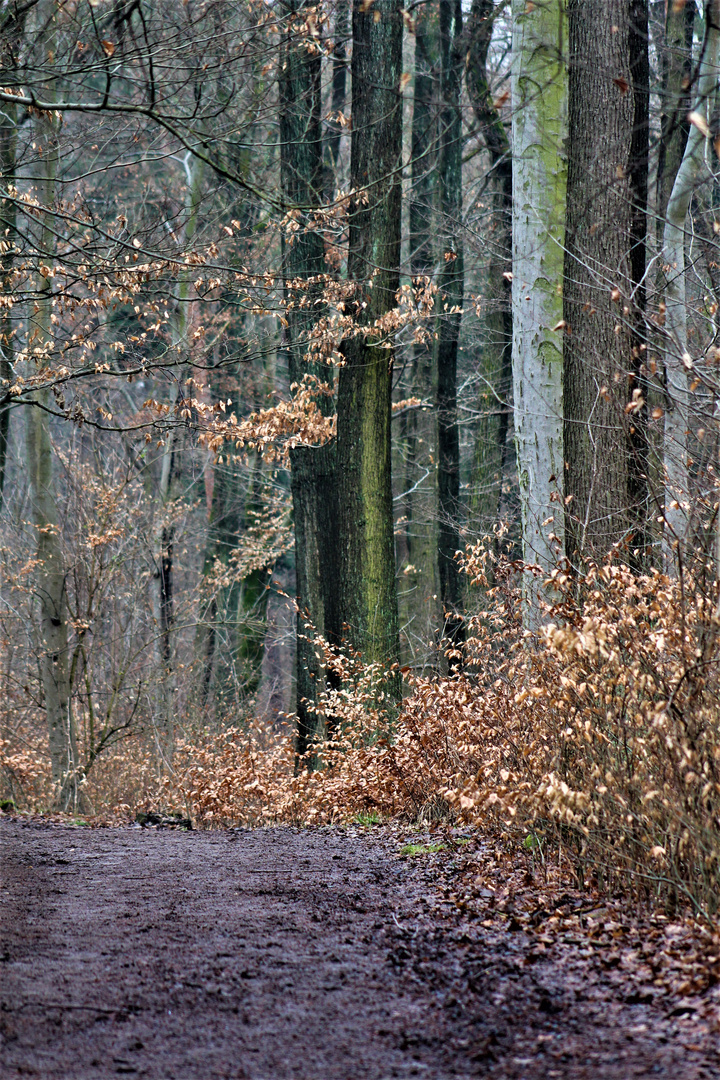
[510,0,567,627]
[563,0,635,563]
[279,0,337,756]
[435,0,465,653]
[334,0,402,678]
[662,1,720,566]
[466,0,514,538]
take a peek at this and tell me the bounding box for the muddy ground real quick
[1,820,718,1079]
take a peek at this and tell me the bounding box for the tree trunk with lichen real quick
[511,0,567,627]
[334,0,402,683]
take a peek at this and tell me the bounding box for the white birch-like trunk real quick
[511,0,568,629]
[662,0,720,569]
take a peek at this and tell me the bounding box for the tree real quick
[278,0,338,757]
[662,0,720,565]
[334,0,403,678]
[466,0,514,541]
[510,0,567,627]
[563,0,636,563]
[435,0,465,652]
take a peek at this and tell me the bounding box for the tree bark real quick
[401,1,440,661]
[279,0,337,756]
[466,0,514,538]
[511,0,567,627]
[435,0,465,653]
[657,0,697,226]
[563,0,635,563]
[662,0,720,566]
[153,150,205,764]
[628,0,650,560]
[0,6,26,508]
[334,0,403,678]
[24,14,77,808]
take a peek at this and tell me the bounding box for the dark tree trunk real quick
[334,0,403,680]
[466,0,513,538]
[435,0,465,653]
[563,0,635,562]
[279,0,337,755]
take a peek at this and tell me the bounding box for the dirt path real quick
[1,821,718,1080]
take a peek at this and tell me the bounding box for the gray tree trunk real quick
[563,0,635,563]
[511,0,567,627]
[662,0,720,566]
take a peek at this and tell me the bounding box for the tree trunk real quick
[657,0,697,226]
[153,150,205,763]
[25,33,77,807]
[563,0,635,564]
[0,7,26,507]
[628,0,650,560]
[334,0,402,678]
[510,0,567,627]
[435,0,465,653]
[326,0,350,180]
[279,0,337,756]
[466,0,514,539]
[401,1,440,663]
[662,0,720,566]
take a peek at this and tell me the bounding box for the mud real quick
[1,820,718,1079]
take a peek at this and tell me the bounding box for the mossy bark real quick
[334,0,403,681]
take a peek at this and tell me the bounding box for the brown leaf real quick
[101,40,115,57]
[613,77,629,95]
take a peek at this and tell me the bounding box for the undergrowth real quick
[3,546,720,921]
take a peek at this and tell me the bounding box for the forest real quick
[1,0,720,934]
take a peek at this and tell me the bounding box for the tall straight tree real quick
[278,0,336,756]
[24,2,77,808]
[334,0,403,676]
[662,0,720,565]
[628,0,650,559]
[563,0,636,562]
[401,1,441,654]
[510,0,567,628]
[466,0,514,536]
[435,0,465,650]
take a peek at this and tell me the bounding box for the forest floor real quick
[1,818,719,1080]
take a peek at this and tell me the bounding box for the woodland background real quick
[1,0,720,921]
